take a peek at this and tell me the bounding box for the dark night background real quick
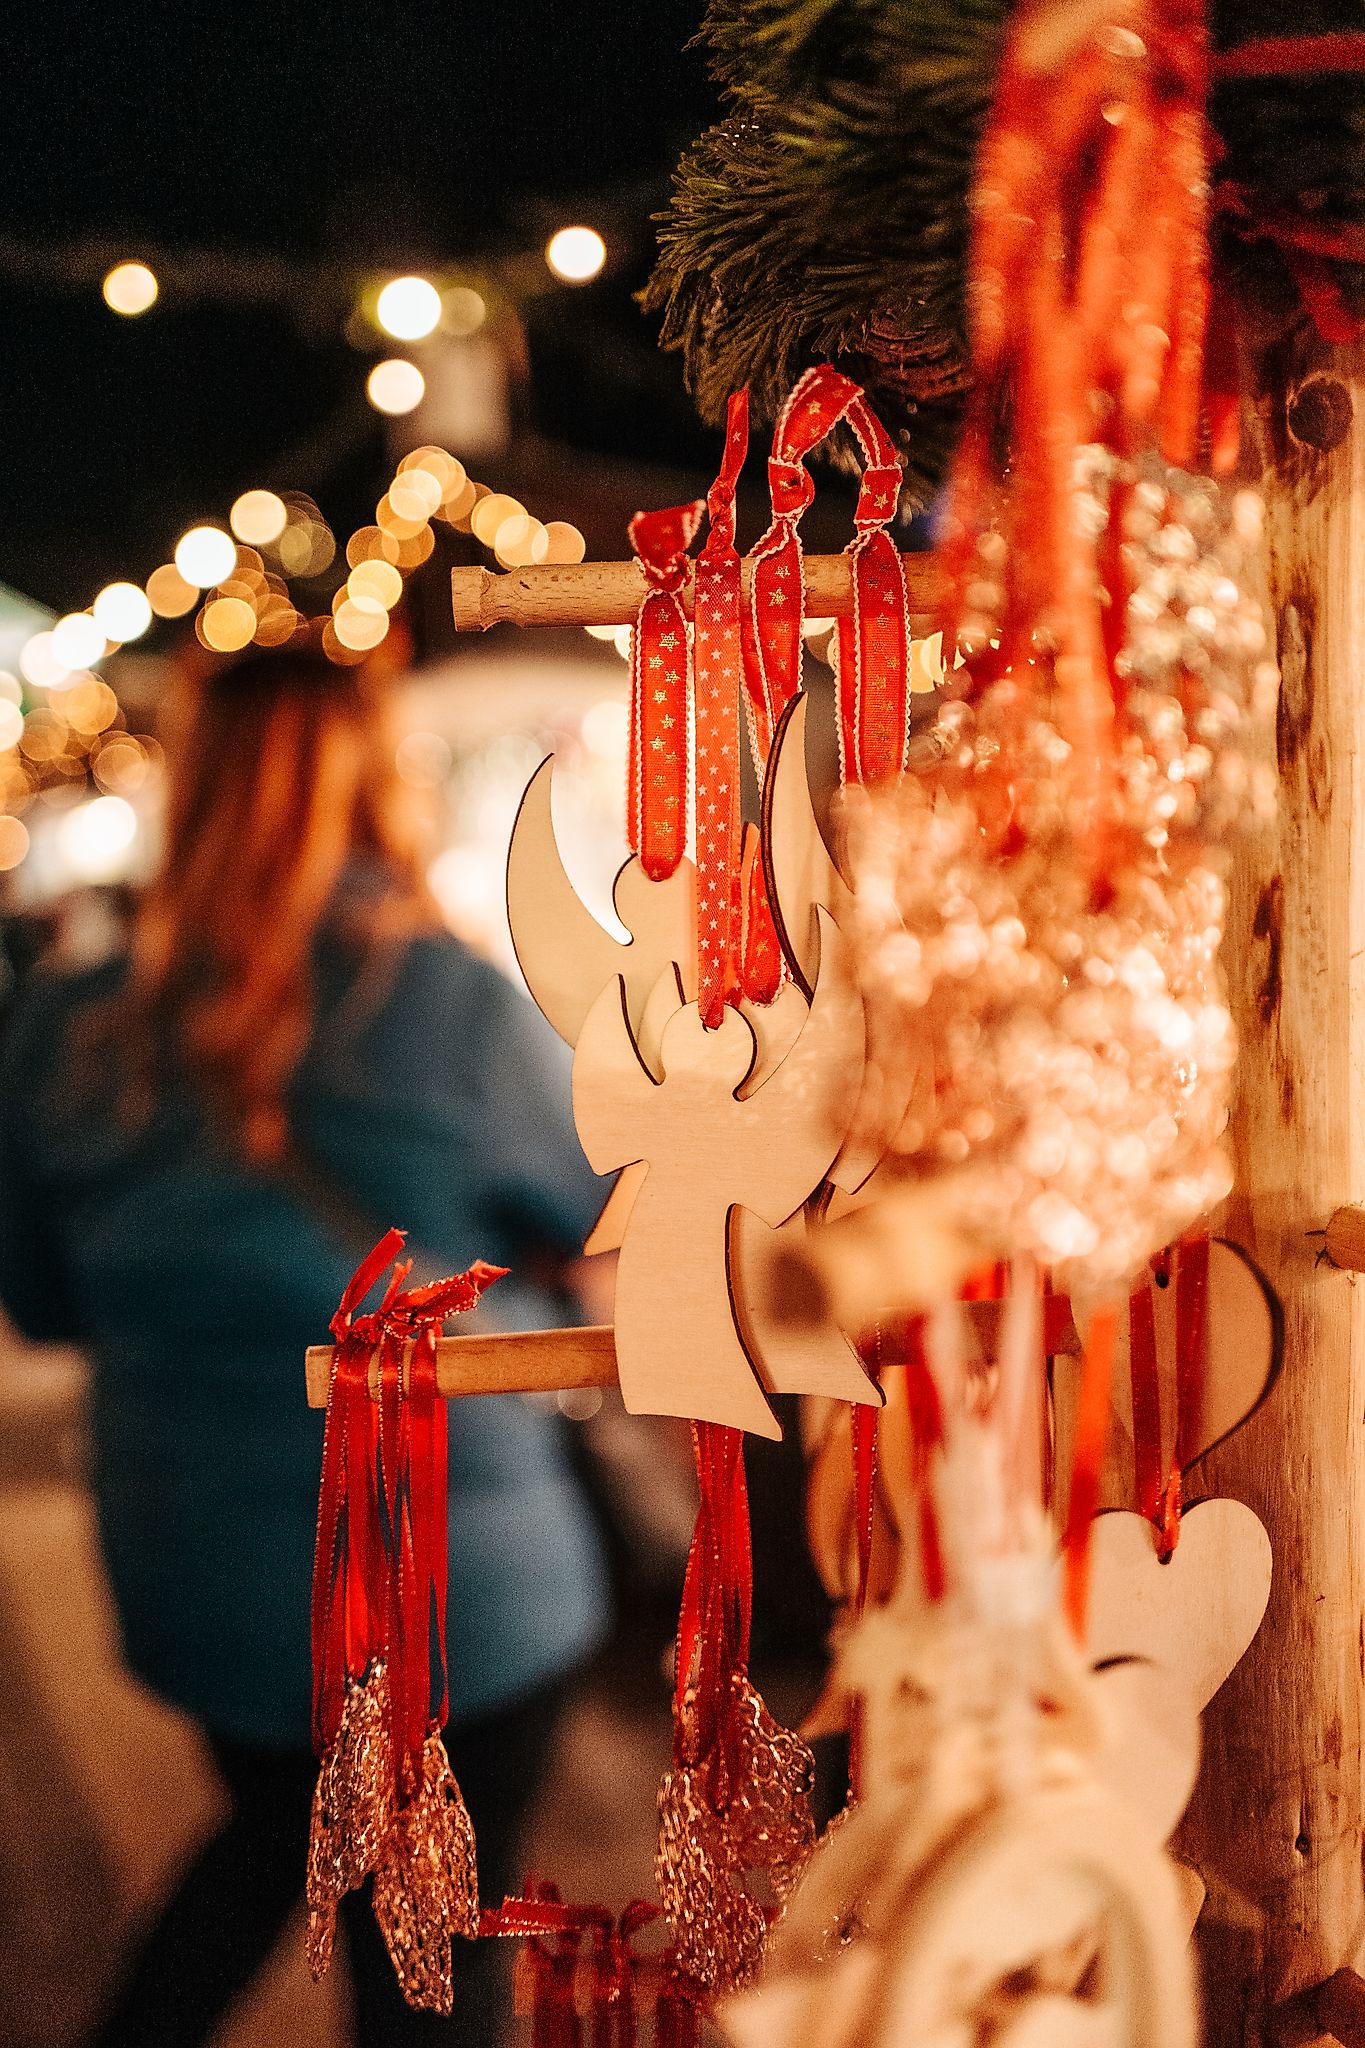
[0,1,723,614]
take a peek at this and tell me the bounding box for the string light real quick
[376,276,443,342]
[19,632,69,689]
[0,816,29,871]
[52,613,108,671]
[93,581,154,643]
[199,596,256,652]
[174,525,237,588]
[545,227,606,283]
[146,564,199,618]
[102,262,159,316]
[59,794,138,883]
[366,360,426,416]
[230,489,289,546]
[443,287,486,336]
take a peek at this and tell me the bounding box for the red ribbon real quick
[674,1420,754,1799]
[628,500,704,880]
[693,390,751,1028]
[739,364,863,769]
[311,1234,506,1765]
[483,1886,687,2048]
[836,395,912,786]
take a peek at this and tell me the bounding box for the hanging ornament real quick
[306,1231,504,2013]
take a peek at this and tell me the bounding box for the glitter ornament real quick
[839,465,1272,1298]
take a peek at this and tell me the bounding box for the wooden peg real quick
[1324,1206,1365,1273]
[451,553,945,632]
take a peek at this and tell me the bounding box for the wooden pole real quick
[450,552,945,632]
[1182,339,1365,2043]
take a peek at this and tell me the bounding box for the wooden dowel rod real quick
[450,553,946,632]
[304,1324,617,1408]
[303,1297,1079,1407]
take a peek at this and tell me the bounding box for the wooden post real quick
[1183,337,1365,2044]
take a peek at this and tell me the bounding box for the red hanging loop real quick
[628,499,705,877]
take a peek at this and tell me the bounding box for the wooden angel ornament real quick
[572,908,871,1438]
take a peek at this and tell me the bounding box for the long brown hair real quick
[125,645,433,1159]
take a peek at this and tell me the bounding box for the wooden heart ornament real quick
[1085,1498,1273,1718]
[572,909,870,1437]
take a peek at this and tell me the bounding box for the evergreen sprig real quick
[644,0,1365,498]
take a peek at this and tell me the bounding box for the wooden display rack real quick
[306,417,1365,2045]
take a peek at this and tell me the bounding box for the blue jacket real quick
[0,910,611,1747]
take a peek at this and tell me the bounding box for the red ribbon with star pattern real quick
[740,364,864,768]
[693,389,751,1029]
[836,396,913,785]
[628,499,705,880]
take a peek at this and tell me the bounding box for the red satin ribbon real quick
[628,500,705,880]
[1126,1235,1209,1558]
[484,1886,690,2048]
[836,396,913,786]
[694,391,751,1029]
[311,1234,505,1766]
[740,363,863,769]
[674,1419,753,1800]
[1063,1302,1116,1638]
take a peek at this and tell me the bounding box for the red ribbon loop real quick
[694,389,751,1027]
[311,1236,505,1762]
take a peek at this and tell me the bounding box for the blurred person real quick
[0,645,612,2046]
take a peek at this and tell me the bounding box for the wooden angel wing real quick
[571,968,671,1178]
[728,908,865,1226]
[762,692,852,998]
[506,755,696,1055]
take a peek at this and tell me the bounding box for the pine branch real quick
[646,0,1365,493]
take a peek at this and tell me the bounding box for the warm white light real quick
[230,489,288,546]
[19,632,70,689]
[59,795,139,882]
[367,359,426,416]
[102,262,158,316]
[376,276,443,342]
[52,613,107,670]
[0,815,29,871]
[443,287,486,336]
[546,226,606,283]
[174,525,237,588]
[93,581,154,643]
[0,701,22,750]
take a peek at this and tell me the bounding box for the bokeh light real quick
[200,597,257,651]
[230,489,289,546]
[545,226,606,283]
[146,564,199,618]
[470,493,523,546]
[0,702,22,751]
[443,287,487,336]
[376,276,442,342]
[59,795,138,883]
[175,525,238,589]
[92,734,149,795]
[19,632,69,689]
[102,262,159,316]
[348,560,403,611]
[51,614,107,671]
[93,581,154,643]
[395,730,452,789]
[332,602,389,651]
[539,521,587,564]
[0,815,30,870]
[367,360,426,416]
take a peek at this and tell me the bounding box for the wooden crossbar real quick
[303,1298,1080,1407]
[450,553,945,633]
